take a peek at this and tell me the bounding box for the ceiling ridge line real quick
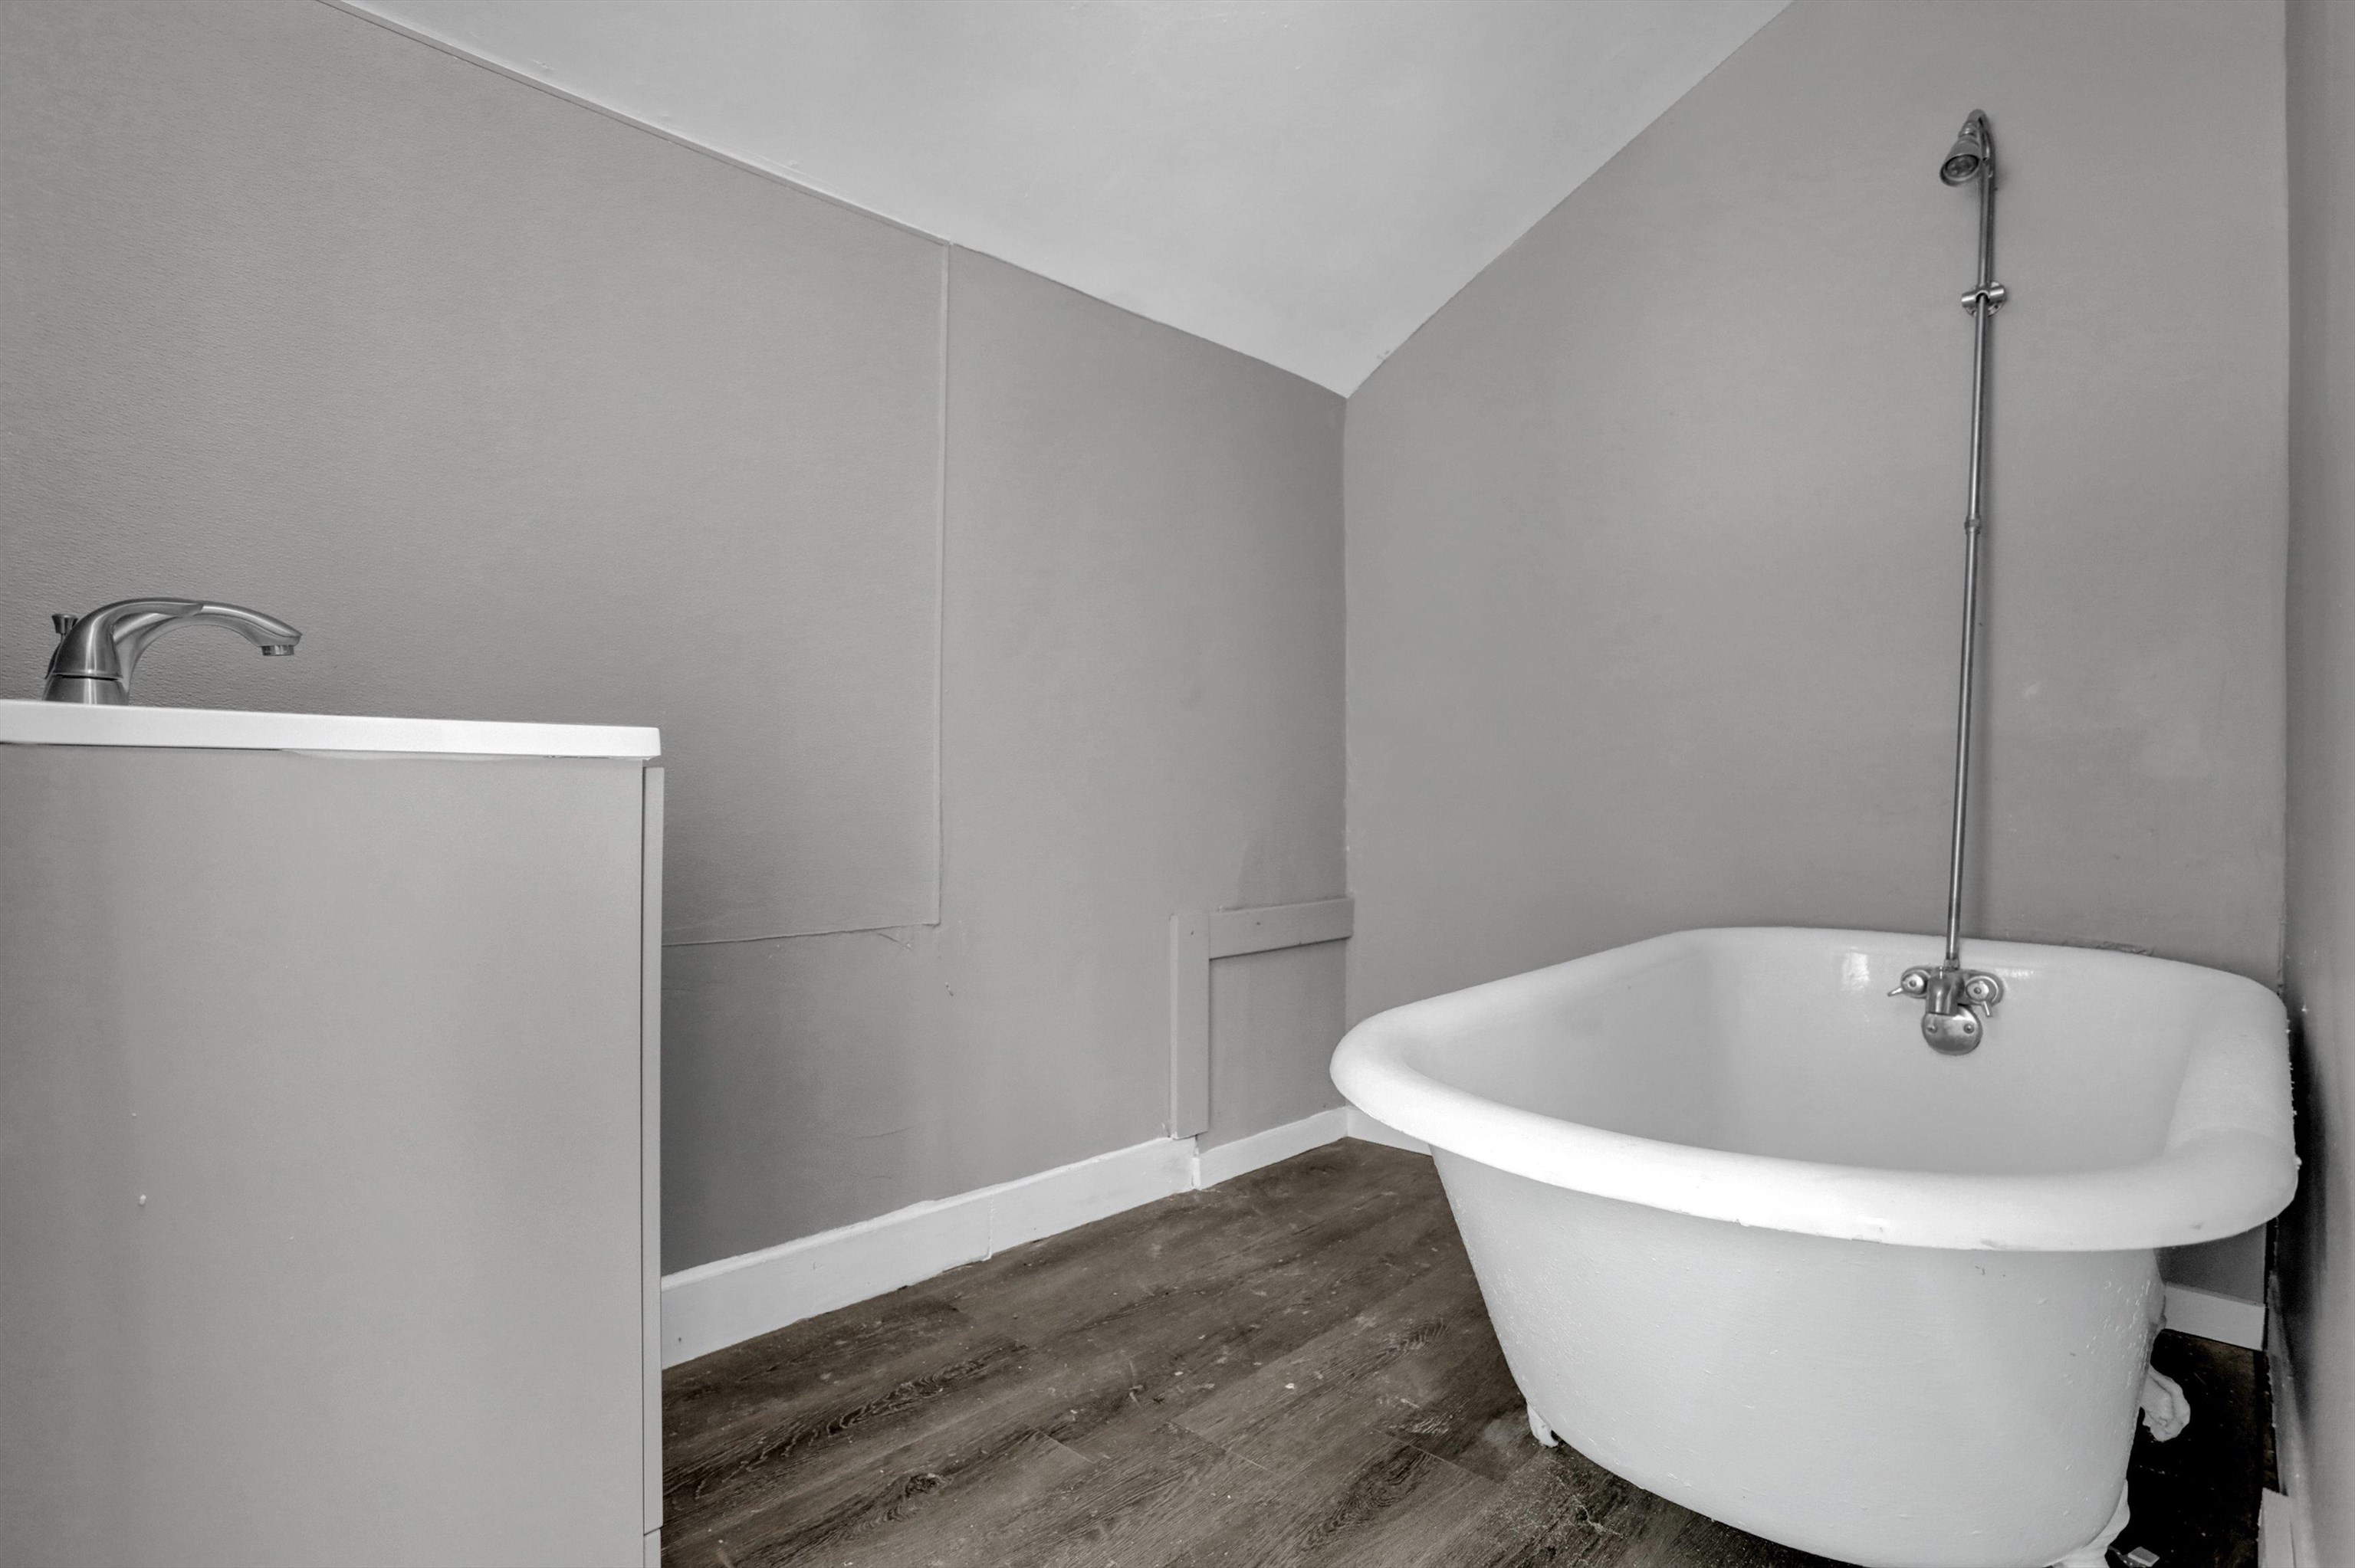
[314,0,952,248]
[317,0,1332,392]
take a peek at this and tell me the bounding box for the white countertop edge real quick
[0,700,660,759]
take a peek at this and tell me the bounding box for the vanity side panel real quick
[0,745,646,1567]
[642,766,665,1543]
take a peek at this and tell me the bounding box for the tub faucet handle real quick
[1894,963,2004,1052]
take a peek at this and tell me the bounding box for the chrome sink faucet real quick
[43,599,301,704]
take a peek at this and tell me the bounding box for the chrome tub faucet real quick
[43,599,301,704]
[1890,961,2005,1054]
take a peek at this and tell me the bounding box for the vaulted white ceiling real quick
[342,0,1785,393]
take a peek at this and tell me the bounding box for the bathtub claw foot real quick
[2049,1483,2130,1568]
[2140,1366,2189,1442]
[1527,1406,1559,1448]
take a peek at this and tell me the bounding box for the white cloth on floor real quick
[2140,1366,2191,1441]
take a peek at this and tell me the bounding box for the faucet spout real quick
[43,599,301,705]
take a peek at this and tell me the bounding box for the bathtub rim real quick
[1330,926,2298,1252]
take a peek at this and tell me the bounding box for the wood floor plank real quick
[1286,1258,1532,1485]
[1061,1195,1467,1460]
[664,1147,1443,1547]
[1358,1319,1532,1484]
[665,1325,1033,1540]
[1157,1429,1493,1568]
[1612,1504,1849,1568]
[665,1293,972,1442]
[1421,1445,1664,1568]
[665,1212,1455,1564]
[665,1189,1279,1482]
[664,1140,2268,1568]
[665,1329,1157,1558]
[940,1424,1281,1568]
[731,1430,1103,1568]
[1175,1261,1483,1465]
[662,1140,1425,1439]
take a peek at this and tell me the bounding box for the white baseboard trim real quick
[2261,1489,2298,1568]
[2268,1278,2323,1568]
[1196,1108,1348,1188]
[659,1137,1194,1367]
[2163,1282,2268,1350]
[662,1104,1409,1367]
[666,1115,2261,1380]
[1344,1105,1430,1155]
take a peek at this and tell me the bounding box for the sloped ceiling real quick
[339,0,1786,393]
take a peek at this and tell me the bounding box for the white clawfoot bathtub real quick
[1330,927,2296,1568]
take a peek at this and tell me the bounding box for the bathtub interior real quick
[1394,928,2226,1179]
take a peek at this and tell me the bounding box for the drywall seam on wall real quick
[663,244,952,949]
[662,922,925,950]
[931,241,950,930]
[660,243,1344,1267]
[659,248,957,950]
[318,0,958,949]
[1171,897,1355,1136]
[313,0,945,246]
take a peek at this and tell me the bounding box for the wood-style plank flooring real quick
[663,1140,2265,1567]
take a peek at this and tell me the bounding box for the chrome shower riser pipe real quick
[1948,184,1993,974]
[1894,110,2008,1054]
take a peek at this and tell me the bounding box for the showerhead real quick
[1940,110,1992,185]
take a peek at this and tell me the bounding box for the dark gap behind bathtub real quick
[2111,1330,2266,1568]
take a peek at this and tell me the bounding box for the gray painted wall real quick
[1,0,944,946]
[2284,0,2355,1550]
[1,0,1346,1274]
[1346,0,2288,1030]
[667,251,1344,1267]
